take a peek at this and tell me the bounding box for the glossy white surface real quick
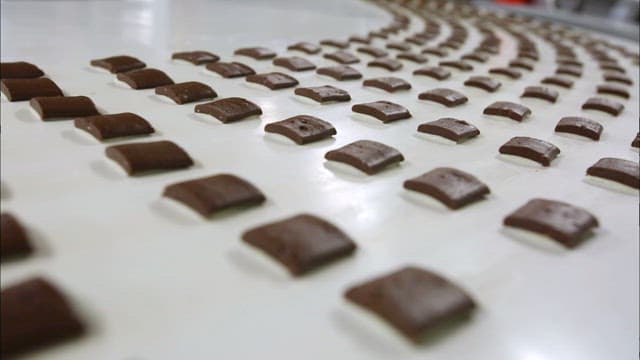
[1,1,638,359]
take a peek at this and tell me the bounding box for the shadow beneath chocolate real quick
[15,108,38,123]
[188,113,263,128]
[583,176,639,196]
[349,113,390,129]
[148,199,201,226]
[323,161,383,183]
[83,66,110,74]
[553,131,596,143]
[89,160,125,181]
[413,132,459,146]
[496,153,551,168]
[226,247,289,283]
[500,226,582,254]
[146,94,176,106]
[262,132,336,150]
[60,129,97,146]
[399,190,450,214]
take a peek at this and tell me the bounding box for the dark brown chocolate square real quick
[323,50,360,64]
[581,97,624,116]
[404,167,490,209]
[419,88,468,107]
[352,101,411,123]
[0,78,63,102]
[556,65,582,77]
[603,72,632,85]
[155,81,217,104]
[413,66,451,80]
[438,60,473,71]
[587,157,639,189]
[105,140,194,175]
[205,62,255,78]
[90,55,146,73]
[273,56,316,71]
[116,68,174,89]
[483,101,531,122]
[246,72,299,90]
[172,51,219,65]
[325,140,404,174]
[417,118,480,143]
[596,84,630,99]
[234,47,276,60]
[30,96,99,120]
[320,39,350,49]
[194,97,262,123]
[357,46,389,58]
[264,115,336,144]
[386,41,412,51]
[488,67,522,79]
[316,65,362,81]
[421,47,448,57]
[499,136,560,166]
[368,58,403,71]
[363,77,411,93]
[0,61,44,79]
[287,42,321,55]
[461,52,489,63]
[554,117,602,141]
[464,76,501,92]
[521,86,559,103]
[396,52,428,64]
[74,113,154,140]
[294,85,350,103]
[1,213,32,260]
[540,76,573,89]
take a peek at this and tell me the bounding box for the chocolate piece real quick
[0,78,63,101]
[30,96,99,120]
[483,101,531,122]
[242,214,356,275]
[421,47,448,57]
[320,39,349,49]
[116,68,174,89]
[504,198,599,247]
[163,174,266,216]
[323,50,360,64]
[603,72,632,85]
[596,84,630,99]
[74,113,155,140]
[508,58,534,71]
[368,31,388,39]
[90,55,145,73]
[265,115,336,144]
[521,86,559,103]
[316,65,362,81]
[386,42,412,51]
[348,35,371,45]
[540,76,574,89]
[600,63,625,73]
[417,118,479,143]
[586,158,639,189]
[234,47,276,60]
[439,40,462,50]
[352,101,411,123]
[0,62,44,79]
[273,56,316,72]
[404,168,490,209]
[246,72,299,90]
[206,61,255,78]
[368,58,403,71]
[463,76,501,92]
[325,140,404,174]
[294,85,350,103]
[499,136,560,166]
[438,60,473,71]
[555,65,582,77]
[105,140,193,175]
[419,88,468,107]
[461,52,489,63]
[195,97,262,123]
[489,67,522,79]
[1,213,32,260]
[155,81,216,104]
[357,46,389,58]
[413,66,451,80]
[632,133,640,148]
[363,77,411,93]
[171,51,219,65]
[344,266,475,341]
[557,58,582,67]
[581,97,624,116]
[396,52,428,64]
[554,116,602,141]
[1,278,85,357]
[287,42,321,55]
[405,35,428,46]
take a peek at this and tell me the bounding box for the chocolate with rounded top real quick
[349,35,371,44]
[30,96,99,120]
[163,174,266,217]
[74,113,154,140]
[404,167,490,209]
[556,58,582,67]
[206,61,255,78]
[508,58,534,71]
[265,115,336,145]
[396,52,427,64]
[234,47,276,60]
[600,63,625,74]
[368,58,403,71]
[489,67,522,79]
[246,72,298,90]
[419,88,468,107]
[294,85,350,103]
[586,157,639,189]
[0,78,63,101]
[439,40,462,50]
[116,68,174,89]
[344,266,476,341]
[320,39,349,49]
[521,86,559,103]
[90,55,145,73]
[0,62,44,79]
[386,41,412,51]
[413,66,451,80]
[483,101,531,121]
[1,213,32,260]
[105,140,193,175]
[499,136,560,166]
[581,97,624,116]
[287,42,321,54]
[155,81,216,104]
[352,101,411,123]
[417,118,479,143]
[555,65,582,77]
[632,133,640,148]
[357,46,388,58]
[242,214,356,276]
[461,52,489,63]
[596,84,630,99]
[405,35,428,46]
[171,51,219,65]
[325,140,404,174]
[0,277,85,357]
[421,47,448,57]
[438,60,473,71]
[316,65,362,80]
[272,56,316,71]
[323,50,360,64]
[541,76,573,89]
[554,117,602,141]
[503,198,599,247]
[464,76,501,92]
[603,72,632,85]
[194,97,262,123]
[363,77,411,93]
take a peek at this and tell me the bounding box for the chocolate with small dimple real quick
[509,59,534,71]
[344,266,475,341]
[404,167,490,209]
[246,72,299,90]
[325,140,404,174]
[363,77,411,93]
[320,39,349,49]
[483,101,531,122]
[317,65,362,81]
[417,118,479,143]
[396,52,427,64]
[163,174,266,217]
[116,68,174,89]
[1,277,85,357]
[90,55,145,73]
[0,62,44,79]
[422,47,448,57]
[30,96,99,120]
[554,117,602,141]
[368,58,403,72]
[242,214,356,275]
[273,56,316,71]
[603,72,632,85]
[357,46,388,58]
[632,133,640,148]
[439,60,473,71]
[582,97,624,116]
[413,66,451,80]
[74,113,155,140]
[265,115,336,144]
[464,76,501,92]
[556,65,582,77]
[461,52,489,63]
[0,78,63,101]
[195,97,262,123]
[521,86,558,103]
[489,67,522,79]
[587,158,639,189]
[596,84,630,99]
[234,47,276,60]
[206,62,255,78]
[504,198,598,247]
[499,136,560,166]
[386,42,412,51]
[294,85,350,103]
[171,51,219,65]
[352,101,411,123]
[155,81,216,104]
[419,88,468,107]
[541,76,573,89]
[287,42,321,55]
[1,213,32,260]
[105,140,193,175]
[323,51,360,64]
